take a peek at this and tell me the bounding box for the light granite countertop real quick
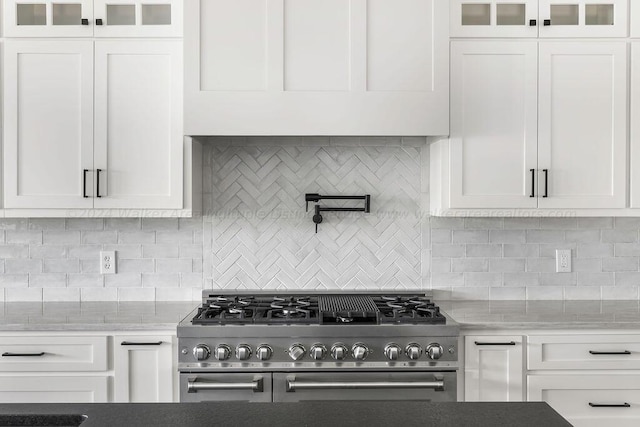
[0,302,197,331]
[441,300,640,330]
[1,300,640,331]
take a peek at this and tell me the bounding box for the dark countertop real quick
[0,402,571,427]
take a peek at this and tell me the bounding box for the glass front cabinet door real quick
[451,0,628,38]
[3,0,94,37]
[3,0,182,37]
[451,0,539,37]
[538,0,628,37]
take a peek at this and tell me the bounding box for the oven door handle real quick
[187,376,264,393]
[286,377,445,392]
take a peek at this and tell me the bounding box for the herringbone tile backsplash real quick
[202,137,425,291]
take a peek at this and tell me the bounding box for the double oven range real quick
[177,292,459,402]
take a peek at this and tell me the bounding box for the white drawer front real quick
[0,336,108,372]
[528,374,640,427]
[528,335,640,370]
[0,376,108,403]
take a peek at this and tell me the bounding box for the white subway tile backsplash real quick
[42,288,80,302]
[466,244,502,258]
[119,259,155,274]
[451,259,488,273]
[43,231,80,245]
[602,229,639,243]
[118,288,155,302]
[6,288,42,302]
[81,231,118,244]
[452,230,488,244]
[602,257,639,272]
[6,231,42,245]
[29,273,66,288]
[81,287,118,302]
[577,243,614,258]
[43,259,79,274]
[6,259,42,274]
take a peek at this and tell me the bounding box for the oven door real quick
[180,373,272,402]
[273,372,457,402]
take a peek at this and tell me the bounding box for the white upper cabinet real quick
[537,42,627,209]
[93,40,183,209]
[449,41,538,209]
[3,0,182,37]
[185,0,449,136]
[451,0,628,38]
[3,40,95,209]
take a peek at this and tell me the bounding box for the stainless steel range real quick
[177,292,459,402]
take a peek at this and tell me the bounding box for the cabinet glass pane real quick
[550,4,579,25]
[496,4,526,25]
[461,4,491,25]
[585,4,614,25]
[16,4,46,26]
[106,4,135,25]
[52,3,81,25]
[141,4,171,25]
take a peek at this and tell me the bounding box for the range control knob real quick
[331,344,348,361]
[405,343,423,360]
[426,343,444,360]
[384,343,402,361]
[256,345,273,361]
[310,344,327,361]
[352,343,369,361]
[193,344,211,361]
[214,344,231,361]
[235,344,252,361]
[288,344,306,361]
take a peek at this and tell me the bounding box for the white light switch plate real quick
[100,251,117,275]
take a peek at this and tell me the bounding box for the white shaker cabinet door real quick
[464,336,524,402]
[538,0,628,38]
[93,40,183,209]
[537,41,627,209]
[113,336,175,403]
[449,41,538,209]
[3,40,95,209]
[3,0,94,37]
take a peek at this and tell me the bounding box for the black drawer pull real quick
[2,352,45,357]
[589,403,631,408]
[96,169,103,198]
[82,169,89,198]
[544,19,551,26]
[529,19,537,26]
[121,341,163,346]
[474,341,516,346]
[589,350,631,355]
[543,169,549,198]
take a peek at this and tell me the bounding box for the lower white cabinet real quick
[528,374,640,427]
[113,335,174,403]
[464,335,524,401]
[464,331,640,426]
[0,331,176,403]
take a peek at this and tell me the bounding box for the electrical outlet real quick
[556,249,571,273]
[100,251,117,275]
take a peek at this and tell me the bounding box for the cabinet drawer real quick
[528,335,640,370]
[0,376,108,403]
[528,374,640,427]
[0,336,107,372]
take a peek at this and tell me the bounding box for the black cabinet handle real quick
[543,169,549,198]
[589,403,630,408]
[81,18,89,25]
[83,169,89,198]
[96,169,102,198]
[2,352,45,357]
[121,341,163,346]
[96,19,103,26]
[529,19,537,26]
[474,341,517,346]
[530,169,536,198]
[544,19,551,26]
[589,350,631,355]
